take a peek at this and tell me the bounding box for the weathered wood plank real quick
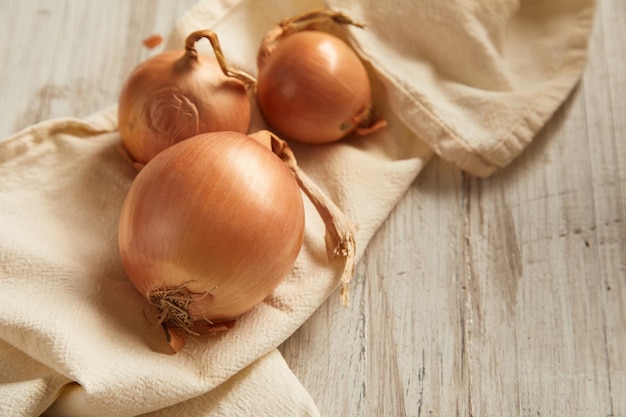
[282,1,626,416]
[0,0,197,137]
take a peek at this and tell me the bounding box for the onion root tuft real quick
[149,283,214,336]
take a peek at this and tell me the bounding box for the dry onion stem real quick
[188,30,257,88]
[257,9,365,62]
[250,131,356,306]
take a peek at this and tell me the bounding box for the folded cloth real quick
[326,0,596,177]
[0,0,594,415]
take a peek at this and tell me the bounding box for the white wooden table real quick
[1,1,624,416]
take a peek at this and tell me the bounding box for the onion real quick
[119,130,356,352]
[118,30,256,165]
[256,10,386,144]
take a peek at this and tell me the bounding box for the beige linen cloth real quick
[0,0,594,415]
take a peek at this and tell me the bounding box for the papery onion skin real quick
[118,131,305,324]
[118,48,250,165]
[256,30,373,144]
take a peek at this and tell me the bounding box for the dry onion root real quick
[118,29,255,166]
[255,9,387,144]
[119,130,356,353]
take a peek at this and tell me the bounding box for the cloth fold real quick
[0,0,594,415]
[327,0,595,176]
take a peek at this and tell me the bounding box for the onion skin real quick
[257,30,374,144]
[118,34,251,165]
[118,132,305,326]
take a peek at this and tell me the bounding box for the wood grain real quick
[0,1,624,417]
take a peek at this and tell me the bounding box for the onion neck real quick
[175,52,197,73]
[249,130,357,307]
[248,131,273,151]
[183,29,257,88]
